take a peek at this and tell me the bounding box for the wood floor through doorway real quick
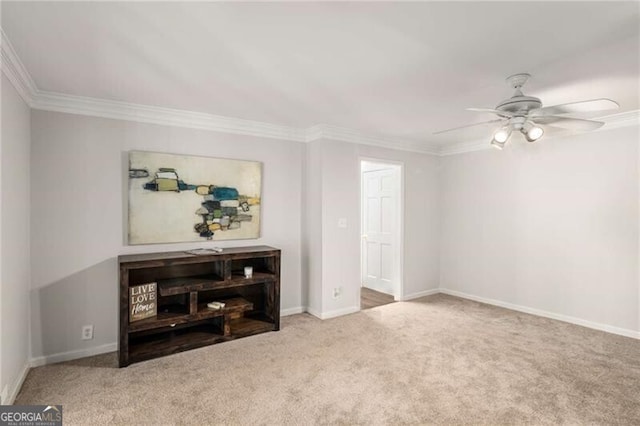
[360,287,394,309]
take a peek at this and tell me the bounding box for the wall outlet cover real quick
[81,325,94,340]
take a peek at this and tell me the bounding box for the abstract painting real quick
[128,151,262,244]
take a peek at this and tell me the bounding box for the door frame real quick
[359,157,404,303]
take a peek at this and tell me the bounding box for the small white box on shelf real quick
[244,266,253,278]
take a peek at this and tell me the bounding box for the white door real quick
[362,167,397,295]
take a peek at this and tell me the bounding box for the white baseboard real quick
[28,308,304,368]
[24,289,637,375]
[321,306,360,319]
[305,306,321,319]
[400,288,440,301]
[2,362,30,405]
[439,288,640,340]
[29,342,117,368]
[281,306,305,316]
[307,305,360,320]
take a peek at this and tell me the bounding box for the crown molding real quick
[1,27,637,158]
[438,140,490,156]
[307,124,440,155]
[31,91,444,154]
[304,124,326,142]
[33,90,309,142]
[0,28,37,106]
[0,26,441,155]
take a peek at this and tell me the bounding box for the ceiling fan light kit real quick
[492,126,511,143]
[523,122,544,142]
[435,73,619,149]
[490,139,506,150]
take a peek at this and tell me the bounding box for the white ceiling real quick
[2,1,639,151]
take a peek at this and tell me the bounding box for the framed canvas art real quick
[128,151,262,244]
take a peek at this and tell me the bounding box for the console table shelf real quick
[119,245,280,367]
[157,275,225,296]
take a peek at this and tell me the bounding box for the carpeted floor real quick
[15,294,640,425]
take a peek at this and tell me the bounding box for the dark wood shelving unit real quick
[119,245,280,366]
[157,275,225,296]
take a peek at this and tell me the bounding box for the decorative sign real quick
[129,282,157,322]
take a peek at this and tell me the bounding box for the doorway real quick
[360,159,403,309]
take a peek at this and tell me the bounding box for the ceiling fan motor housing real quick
[508,116,527,130]
[495,73,542,118]
[495,95,542,117]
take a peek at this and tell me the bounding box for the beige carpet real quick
[16,294,640,425]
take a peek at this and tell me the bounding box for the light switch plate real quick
[338,218,347,228]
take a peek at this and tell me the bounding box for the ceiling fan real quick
[434,73,619,149]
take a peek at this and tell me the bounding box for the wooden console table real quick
[118,246,280,366]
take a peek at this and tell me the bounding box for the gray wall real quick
[11,93,640,366]
[440,126,639,334]
[29,110,304,360]
[1,73,31,402]
[302,140,324,314]
[30,109,442,360]
[304,139,441,317]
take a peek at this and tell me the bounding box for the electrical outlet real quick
[81,325,94,340]
[333,287,342,299]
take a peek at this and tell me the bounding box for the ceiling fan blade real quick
[466,108,513,117]
[531,115,604,131]
[433,119,503,135]
[532,98,619,116]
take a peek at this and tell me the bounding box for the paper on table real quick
[185,248,223,255]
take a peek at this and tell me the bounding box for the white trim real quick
[29,89,443,154]
[308,305,360,320]
[29,342,117,368]
[305,306,322,319]
[319,306,360,320]
[3,362,29,405]
[0,28,37,106]
[359,158,405,303]
[30,94,442,154]
[398,163,405,301]
[1,27,637,157]
[280,306,305,316]
[304,124,326,142]
[439,288,640,340]
[439,139,490,156]
[33,90,309,142]
[399,288,440,301]
[0,27,442,154]
[25,309,302,369]
[316,124,440,155]
[16,291,639,373]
